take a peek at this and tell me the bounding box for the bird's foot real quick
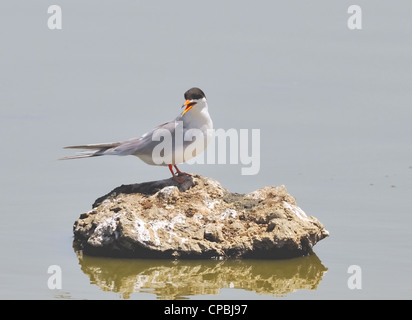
[168,164,192,183]
[177,172,192,177]
[172,175,189,184]
[173,165,192,177]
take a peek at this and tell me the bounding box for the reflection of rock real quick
[75,249,328,299]
[73,175,329,259]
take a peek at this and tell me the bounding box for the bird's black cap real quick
[184,87,206,100]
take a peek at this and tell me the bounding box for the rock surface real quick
[73,175,329,259]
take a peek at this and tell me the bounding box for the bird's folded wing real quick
[61,120,179,159]
[112,121,177,155]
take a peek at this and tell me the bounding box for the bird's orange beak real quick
[181,100,197,117]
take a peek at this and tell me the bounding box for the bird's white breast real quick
[176,105,213,164]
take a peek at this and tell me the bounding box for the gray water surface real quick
[1,1,411,299]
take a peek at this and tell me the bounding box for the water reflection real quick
[75,250,327,299]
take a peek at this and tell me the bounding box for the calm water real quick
[1,1,411,299]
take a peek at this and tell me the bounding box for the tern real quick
[61,87,213,181]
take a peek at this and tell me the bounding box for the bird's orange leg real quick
[168,164,175,177]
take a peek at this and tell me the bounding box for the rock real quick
[73,175,329,259]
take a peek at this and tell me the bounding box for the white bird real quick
[61,87,213,181]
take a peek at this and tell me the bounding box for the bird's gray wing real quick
[104,120,178,156]
[61,120,187,160]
